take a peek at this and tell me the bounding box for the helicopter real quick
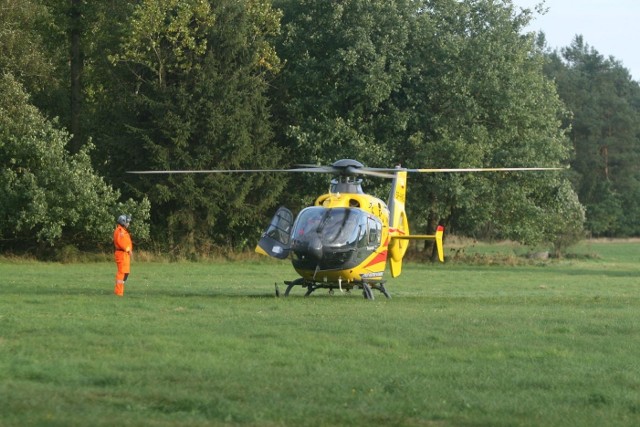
[256,159,448,300]
[130,159,561,300]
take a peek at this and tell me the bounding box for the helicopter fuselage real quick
[290,190,390,284]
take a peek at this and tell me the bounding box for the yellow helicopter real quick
[131,159,560,299]
[255,159,442,300]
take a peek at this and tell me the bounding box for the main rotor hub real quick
[331,159,364,171]
[330,177,364,194]
[330,159,365,193]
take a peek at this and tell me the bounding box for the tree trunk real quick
[70,0,83,152]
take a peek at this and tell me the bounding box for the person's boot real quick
[114,281,124,297]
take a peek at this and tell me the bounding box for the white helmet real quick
[117,214,131,227]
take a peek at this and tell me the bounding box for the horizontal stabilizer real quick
[391,225,444,262]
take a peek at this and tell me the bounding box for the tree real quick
[69,0,83,152]
[271,0,423,211]
[2,0,587,255]
[272,0,411,163]
[103,0,286,253]
[0,73,150,252]
[399,1,581,247]
[0,0,58,95]
[546,36,640,236]
[272,0,584,250]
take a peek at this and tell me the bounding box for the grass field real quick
[1,240,639,426]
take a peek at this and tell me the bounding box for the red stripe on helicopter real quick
[365,251,388,268]
[388,228,406,235]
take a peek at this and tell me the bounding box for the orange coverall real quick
[113,224,133,296]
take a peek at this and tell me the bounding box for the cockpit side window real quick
[356,216,368,248]
[368,217,382,245]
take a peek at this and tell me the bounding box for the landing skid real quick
[279,278,391,300]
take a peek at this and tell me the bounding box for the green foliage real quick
[0,73,150,250]
[0,0,56,95]
[101,0,285,253]
[16,0,640,253]
[273,0,410,167]
[400,0,581,247]
[545,36,640,237]
[272,0,583,248]
[111,0,215,86]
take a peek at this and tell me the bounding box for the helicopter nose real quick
[307,235,324,261]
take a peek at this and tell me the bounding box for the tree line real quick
[1,0,638,257]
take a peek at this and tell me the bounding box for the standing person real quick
[113,215,132,297]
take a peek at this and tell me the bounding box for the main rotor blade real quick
[127,165,396,178]
[128,165,565,175]
[405,167,565,173]
[350,166,566,173]
[127,168,318,174]
[353,168,396,178]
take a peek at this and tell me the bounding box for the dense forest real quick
[1,0,638,257]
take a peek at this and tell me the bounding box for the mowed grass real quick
[1,241,639,426]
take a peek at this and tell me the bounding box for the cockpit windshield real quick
[292,207,365,248]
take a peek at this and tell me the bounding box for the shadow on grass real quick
[0,285,380,300]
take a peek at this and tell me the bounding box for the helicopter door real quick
[256,207,294,259]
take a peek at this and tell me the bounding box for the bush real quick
[0,73,150,251]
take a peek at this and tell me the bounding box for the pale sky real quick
[512,0,640,81]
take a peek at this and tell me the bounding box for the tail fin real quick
[387,168,407,229]
[434,225,444,262]
[388,170,409,278]
[387,169,445,277]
